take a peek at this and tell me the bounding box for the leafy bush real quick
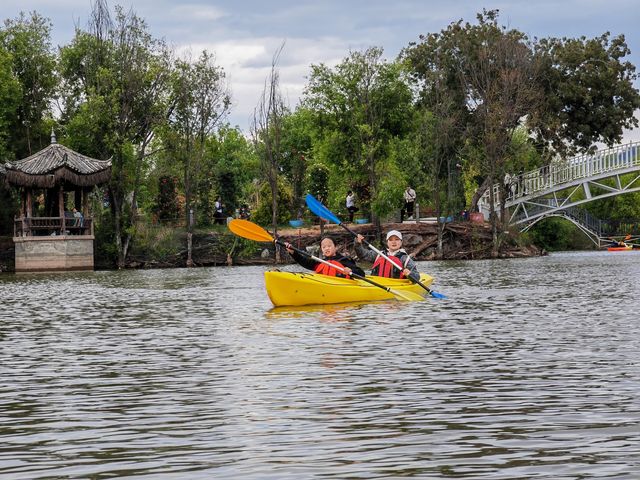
[529,217,594,251]
[305,163,329,204]
[252,179,294,225]
[154,175,180,221]
[131,222,184,258]
[94,209,118,268]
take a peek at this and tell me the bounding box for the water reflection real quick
[1,251,639,478]
[265,300,400,321]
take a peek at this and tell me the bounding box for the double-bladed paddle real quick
[305,194,447,299]
[228,219,423,302]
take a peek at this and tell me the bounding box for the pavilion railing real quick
[14,216,94,237]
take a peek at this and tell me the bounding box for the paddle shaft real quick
[278,240,404,296]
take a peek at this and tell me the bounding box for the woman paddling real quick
[285,236,365,278]
[355,230,420,282]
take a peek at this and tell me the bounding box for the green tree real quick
[404,10,543,254]
[303,47,413,224]
[251,44,287,241]
[529,217,592,251]
[165,50,231,226]
[534,33,640,155]
[203,125,259,221]
[0,45,21,160]
[305,163,329,205]
[252,178,293,226]
[403,35,467,255]
[0,11,57,157]
[280,108,316,217]
[163,50,231,264]
[60,1,173,267]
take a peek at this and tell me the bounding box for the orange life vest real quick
[372,253,405,278]
[315,260,349,278]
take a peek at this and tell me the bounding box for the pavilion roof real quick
[3,141,111,188]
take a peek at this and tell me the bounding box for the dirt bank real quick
[275,221,543,262]
[0,221,544,272]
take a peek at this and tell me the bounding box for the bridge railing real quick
[599,219,640,237]
[481,141,640,212]
[14,216,94,237]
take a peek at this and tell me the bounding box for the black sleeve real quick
[338,255,366,278]
[290,249,319,271]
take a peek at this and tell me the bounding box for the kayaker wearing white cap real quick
[355,230,420,282]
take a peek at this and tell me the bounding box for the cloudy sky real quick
[3,0,640,142]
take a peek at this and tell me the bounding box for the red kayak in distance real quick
[607,245,634,251]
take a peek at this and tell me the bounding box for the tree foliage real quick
[164,50,231,230]
[0,11,57,157]
[251,44,288,237]
[303,47,414,222]
[60,1,173,267]
[404,10,544,253]
[534,33,640,155]
[0,45,21,160]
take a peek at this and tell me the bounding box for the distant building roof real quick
[3,141,111,188]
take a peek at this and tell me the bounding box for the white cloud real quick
[174,36,350,128]
[167,4,225,22]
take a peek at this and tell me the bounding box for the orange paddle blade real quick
[228,219,274,243]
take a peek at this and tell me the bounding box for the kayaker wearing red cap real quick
[355,230,420,281]
[285,236,365,278]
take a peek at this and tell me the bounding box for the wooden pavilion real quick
[2,132,111,272]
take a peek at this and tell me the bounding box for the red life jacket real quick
[372,253,405,278]
[315,260,349,278]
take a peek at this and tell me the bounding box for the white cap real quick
[386,230,403,240]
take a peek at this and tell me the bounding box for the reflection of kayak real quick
[264,271,434,307]
[607,245,633,251]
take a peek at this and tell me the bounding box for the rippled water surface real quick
[1,251,639,479]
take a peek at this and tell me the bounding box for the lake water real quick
[1,251,639,479]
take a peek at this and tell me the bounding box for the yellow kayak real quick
[264,271,434,307]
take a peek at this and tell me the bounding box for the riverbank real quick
[0,221,544,272]
[120,220,545,269]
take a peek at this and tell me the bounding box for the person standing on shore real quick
[214,197,225,225]
[346,190,358,223]
[403,186,416,220]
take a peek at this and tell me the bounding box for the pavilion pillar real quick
[20,189,26,217]
[58,186,64,217]
[58,186,65,233]
[26,188,33,217]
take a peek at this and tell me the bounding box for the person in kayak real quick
[607,237,628,248]
[355,230,420,282]
[284,236,365,278]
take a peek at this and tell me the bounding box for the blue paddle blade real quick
[305,194,341,225]
[429,290,447,299]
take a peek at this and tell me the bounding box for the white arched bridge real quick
[480,141,640,245]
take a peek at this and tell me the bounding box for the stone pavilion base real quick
[13,236,95,272]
